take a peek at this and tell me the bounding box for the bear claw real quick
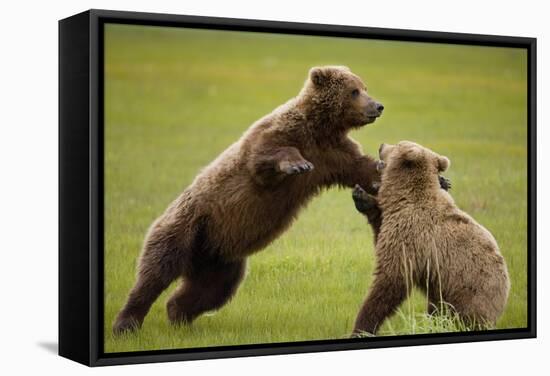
[439,175,451,191]
[352,184,368,200]
[282,160,314,175]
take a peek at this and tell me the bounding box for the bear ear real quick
[402,148,422,162]
[437,156,450,172]
[401,147,423,167]
[309,67,330,87]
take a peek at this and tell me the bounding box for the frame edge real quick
[59,10,93,367]
[59,8,537,367]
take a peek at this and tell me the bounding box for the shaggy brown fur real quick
[352,141,510,335]
[113,66,385,334]
[353,174,452,244]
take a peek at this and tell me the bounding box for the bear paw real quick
[112,315,141,335]
[352,184,378,214]
[279,160,314,175]
[439,175,451,191]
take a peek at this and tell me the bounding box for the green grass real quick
[104,24,528,352]
[357,301,474,338]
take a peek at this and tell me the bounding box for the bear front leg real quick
[353,266,409,336]
[352,185,382,243]
[250,146,314,186]
[341,154,381,195]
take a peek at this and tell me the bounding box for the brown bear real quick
[351,141,510,335]
[112,66,386,334]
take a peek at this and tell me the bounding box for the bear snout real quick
[364,99,384,120]
[367,101,384,117]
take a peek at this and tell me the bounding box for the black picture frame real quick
[59,8,537,367]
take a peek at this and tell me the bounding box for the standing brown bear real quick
[113,66,386,334]
[352,141,510,335]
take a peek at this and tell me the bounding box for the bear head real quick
[302,66,384,131]
[377,141,450,193]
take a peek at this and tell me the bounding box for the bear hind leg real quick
[167,258,247,325]
[113,243,184,335]
[454,296,498,330]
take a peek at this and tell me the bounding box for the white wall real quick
[0,0,547,374]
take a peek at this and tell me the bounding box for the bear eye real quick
[351,89,360,98]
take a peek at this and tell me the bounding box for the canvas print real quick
[103,23,528,353]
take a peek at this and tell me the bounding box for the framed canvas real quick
[59,9,537,366]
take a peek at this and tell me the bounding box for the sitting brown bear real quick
[113,66,387,334]
[352,141,510,335]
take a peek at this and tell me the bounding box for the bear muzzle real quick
[366,101,384,121]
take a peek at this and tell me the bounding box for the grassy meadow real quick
[104,24,528,352]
